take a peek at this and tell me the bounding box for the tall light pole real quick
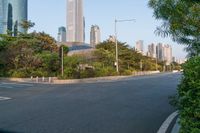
[115,19,135,73]
[61,46,64,77]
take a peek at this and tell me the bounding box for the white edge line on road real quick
[0,85,14,89]
[0,96,12,101]
[0,82,33,86]
[157,111,178,133]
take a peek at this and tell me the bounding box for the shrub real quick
[95,66,117,77]
[10,69,28,78]
[30,69,48,77]
[121,70,132,75]
[80,69,96,79]
[178,56,200,133]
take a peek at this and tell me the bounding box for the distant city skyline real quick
[136,41,173,65]
[28,0,186,59]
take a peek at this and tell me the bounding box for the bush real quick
[30,69,48,77]
[121,70,132,75]
[10,69,28,78]
[80,69,96,79]
[178,56,200,133]
[95,66,118,77]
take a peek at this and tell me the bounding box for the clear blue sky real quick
[29,0,187,59]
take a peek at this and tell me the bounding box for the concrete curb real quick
[157,111,179,133]
[52,75,129,84]
[0,71,161,84]
[171,118,180,133]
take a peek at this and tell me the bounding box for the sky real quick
[28,0,187,59]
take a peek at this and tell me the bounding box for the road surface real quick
[0,73,181,133]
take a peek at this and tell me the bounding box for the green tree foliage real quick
[149,0,200,57]
[62,56,82,79]
[20,20,35,34]
[149,1,200,132]
[0,27,60,77]
[178,57,200,133]
[94,40,158,73]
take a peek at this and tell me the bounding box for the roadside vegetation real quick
[0,21,181,79]
[149,0,200,132]
[61,40,165,79]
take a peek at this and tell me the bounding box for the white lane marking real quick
[0,85,14,89]
[0,82,33,86]
[0,96,11,101]
[157,111,178,133]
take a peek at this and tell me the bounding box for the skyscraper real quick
[90,25,101,47]
[0,0,27,35]
[57,27,67,43]
[163,44,172,65]
[156,43,164,61]
[135,40,144,54]
[148,43,156,58]
[0,0,3,34]
[156,43,173,65]
[67,0,84,43]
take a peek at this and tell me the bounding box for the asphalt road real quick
[0,73,181,133]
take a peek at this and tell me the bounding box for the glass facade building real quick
[0,0,27,35]
[90,25,101,47]
[0,0,4,34]
[67,0,84,43]
[57,26,67,43]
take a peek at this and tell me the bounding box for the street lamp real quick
[61,45,64,77]
[115,19,135,73]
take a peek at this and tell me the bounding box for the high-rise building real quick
[163,44,172,65]
[156,43,173,65]
[148,43,156,58]
[0,0,27,35]
[0,0,3,34]
[135,40,144,54]
[57,27,67,43]
[108,35,116,43]
[67,0,84,43]
[90,25,101,47]
[156,43,164,61]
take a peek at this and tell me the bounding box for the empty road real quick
[0,73,181,133]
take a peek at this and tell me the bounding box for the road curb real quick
[0,71,162,84]
[157,111,178,133]
[171,118,180,133]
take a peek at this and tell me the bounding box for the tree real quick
[20,20,35,34]
[34,32,58,52]
[149,0,200,57]
[94,40,158,72]
[149,1,200,132]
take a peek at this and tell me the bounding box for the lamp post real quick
[61,46,64,77]
[115,19,135,73]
